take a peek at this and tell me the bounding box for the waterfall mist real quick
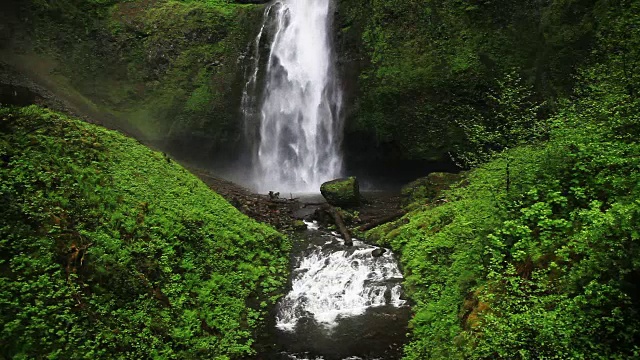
[241,0,344,194]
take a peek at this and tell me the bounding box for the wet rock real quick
[401,172,465,206]
[292,206,317,220]
[371,248,386,257]
[320,176,360,207]
[0,83,38,106]
[313,206,333,226]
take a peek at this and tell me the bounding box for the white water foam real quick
[276,242,405,331]
[391,284,406,306]
[303,220,320,231]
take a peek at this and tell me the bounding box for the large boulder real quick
[320,177,361,207]
[401,172,465,206]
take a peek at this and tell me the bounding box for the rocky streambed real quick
[190,168,413,360]
[191,166,407,233]
[256,220,411,360]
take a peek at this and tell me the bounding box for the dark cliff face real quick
[333,0,462,181]
[332,0,599,170]
[0,1,18,50]
[1,0,602,181]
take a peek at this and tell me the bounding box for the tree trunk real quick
[322,204,352,246]
[359,210,407,232]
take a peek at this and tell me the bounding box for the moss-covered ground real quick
[0,105,290,359]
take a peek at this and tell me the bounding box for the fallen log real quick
[322,204,352,246]
[358,210,407,232]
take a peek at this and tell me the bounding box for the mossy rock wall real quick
[0,0,609,171]
[0,0,265,167]
[335,0,599,164]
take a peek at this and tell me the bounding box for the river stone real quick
[292,220,307,231]
[401,172,465,206]
[371,248,386,257]
[320,177,360,207]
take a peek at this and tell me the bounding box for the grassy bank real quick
[0,105,290,358]
[368,1,640,357]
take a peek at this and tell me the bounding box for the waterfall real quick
[241,0,343,193]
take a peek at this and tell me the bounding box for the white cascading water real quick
[241,0,343,193]
[276,223,406,331]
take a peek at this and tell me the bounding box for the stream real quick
[259,218,410,359]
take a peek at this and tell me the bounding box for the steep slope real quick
[0,105,290,359]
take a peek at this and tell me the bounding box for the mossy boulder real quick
[292,219,308,231]
[320,177,361,207]
[401,172,464,206]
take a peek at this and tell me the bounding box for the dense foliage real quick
[0,105,290,358]
[370,1,640,358]
[2,0,639,358]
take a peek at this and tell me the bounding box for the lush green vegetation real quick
[2,0,640,358]
[369,1,640,358]
[0,105,290,358]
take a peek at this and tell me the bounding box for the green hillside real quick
[0,105,290,359]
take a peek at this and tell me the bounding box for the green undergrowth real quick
[0,105,291,359]
[376,99,640,359]
[371,4,640,357]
